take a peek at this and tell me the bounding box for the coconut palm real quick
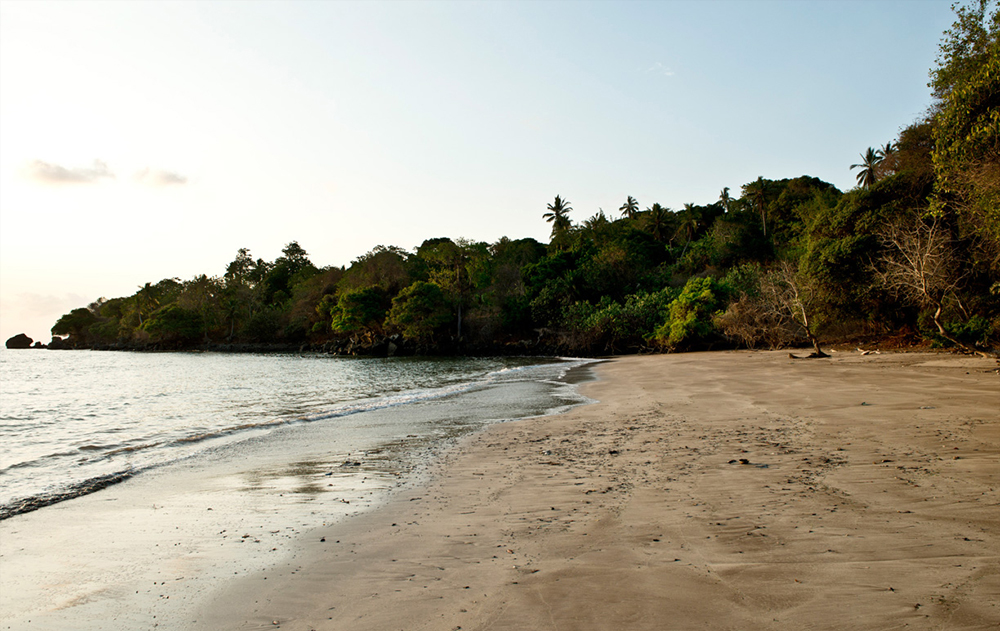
[718,187,731,213]
[675,204,701,257]
[133,282,159,325]
[675,204,701,243]
[744,176,769,237]
[851,147,883,189]
[644,203,672,242]
[543,195,573,240]
[583,209,610,231]
[876,142,897,180]
[619,195,639,220]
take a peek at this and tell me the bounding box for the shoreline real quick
[196,350,999,630]
[0,357,594,630]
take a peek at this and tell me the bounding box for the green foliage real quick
[944,314,994,345]
[341,245,412,294]
[644,203,674,243]
[721,263,764,298]
[244,308,283,343]
[88,318,122,343]
[387,281,452,342]
[851,147,883,189]
[51,307,99,342]
[929,0,999,101]
[141,304,203,345]
[331,287,388,335]
[542,195,573,247]
[932,28,1000,242]
[563,289,677,352]
[264,241,316,305]
[578,244,642,301]
[44,9,1000,358]
[287,267,344,340]
[652,277,730,350]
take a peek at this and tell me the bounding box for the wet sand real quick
[196,350,1000,630]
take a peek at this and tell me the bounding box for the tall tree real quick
[645,203,672,242]
[876,216,992,357]
[417,238,471,337]
[675,204,701,255]
[132,282,160,326]
[543,195,573,242]
[851,148,883,189]
[583,209,610,231]
[877,142,896,160]
[876,142,898,179]
[387,281,452,343]
[718,187,732,213]
[744,177,770,237]
[929,0,999,101]
[619,195,639,220]
[930,0,1000,245]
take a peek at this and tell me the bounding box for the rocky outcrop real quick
[5,333,33,349]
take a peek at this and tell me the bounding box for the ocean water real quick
[0,349,597,630]
[0,349,593,518]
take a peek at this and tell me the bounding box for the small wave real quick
[105,441,162,455]
[130,368,547,453]
[0,356,594,519]
[0,450,81,473]
[0,470,136,521]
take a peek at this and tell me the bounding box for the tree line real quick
[52,2,999,357]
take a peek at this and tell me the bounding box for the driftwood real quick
[788,351,830,359]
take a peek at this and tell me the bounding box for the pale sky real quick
[0,0,955,343]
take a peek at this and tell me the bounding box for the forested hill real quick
[49,3,999,357]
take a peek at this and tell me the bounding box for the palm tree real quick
[619,195,639,220]
[744,176,769,237]
[675,204,701,257]
[718,187,731,213]
[675,204,700,241]
[644,203,671,242]
[876,142,897,180]
[543,195,573,241]
[851,147,883,189]
[133,282,159,325]
[583,209,609,231]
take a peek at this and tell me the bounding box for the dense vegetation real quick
[52,2,999,357]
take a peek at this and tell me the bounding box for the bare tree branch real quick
[876,216,992,357]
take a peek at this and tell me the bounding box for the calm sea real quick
[0,350,598,629]
[0,349,594,519]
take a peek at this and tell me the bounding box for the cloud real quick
[133,168,188,186]
[25,159,116,184]
[643,62,675,77]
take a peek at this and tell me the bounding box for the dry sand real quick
[197,350,999,631]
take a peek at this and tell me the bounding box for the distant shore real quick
[196,350,999,631]
[8,333,569,357]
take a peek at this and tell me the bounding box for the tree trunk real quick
[796,295,828,358]
[931,303,991,358]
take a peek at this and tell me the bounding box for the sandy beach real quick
[195,350,999,631]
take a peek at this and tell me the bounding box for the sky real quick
[0,0,957,343]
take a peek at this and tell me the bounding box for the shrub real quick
[651,277,730,350]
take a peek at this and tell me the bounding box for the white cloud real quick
[644,62,675,77]
[133,168,188,186]
[24,159,115,184]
